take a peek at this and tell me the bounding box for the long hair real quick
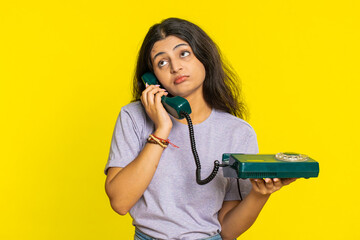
[132,18,247,119]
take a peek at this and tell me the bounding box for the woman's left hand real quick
[250,178,297,196]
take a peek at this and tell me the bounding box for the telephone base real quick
[222,153,319,179]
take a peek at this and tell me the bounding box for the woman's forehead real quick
[151,36,189,54]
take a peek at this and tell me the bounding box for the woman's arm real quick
[219,178,297,240]
[105,85,171,215]
[105,132,167,215]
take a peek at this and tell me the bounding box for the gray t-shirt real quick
[105,101,259,240]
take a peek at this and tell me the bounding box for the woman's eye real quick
[158,60,168,67]
[181,51,190,57]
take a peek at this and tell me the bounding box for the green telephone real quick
[141,72,191,119]
[222,153,319,179]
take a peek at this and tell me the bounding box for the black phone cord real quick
[181,112,223,185]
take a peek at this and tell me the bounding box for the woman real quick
[104,18,296,240]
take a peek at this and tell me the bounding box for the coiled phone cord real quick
[181,112,224,185]
[181,112,243,198]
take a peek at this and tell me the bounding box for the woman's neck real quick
[175,94,212,125]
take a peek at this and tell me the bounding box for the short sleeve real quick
[104,107,144,175]
[245,127,259,154]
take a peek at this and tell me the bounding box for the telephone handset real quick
[141,72,222,185]
[141,72,191,119]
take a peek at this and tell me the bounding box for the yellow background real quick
[1,0,359,239]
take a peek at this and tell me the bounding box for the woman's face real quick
[150,36,206,99]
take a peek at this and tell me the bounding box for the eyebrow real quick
[152,43,189,62]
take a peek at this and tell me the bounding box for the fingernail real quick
[155,84,160,87]
[145,83,149,87]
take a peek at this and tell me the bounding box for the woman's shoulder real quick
[121,100,145,114]
[116,101,153,136]
[119,101,148,124]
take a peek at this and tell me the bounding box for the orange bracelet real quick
[147,134,179,148]
[147,134,167,148]
[152,134,179,148]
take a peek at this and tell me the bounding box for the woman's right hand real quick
[140,84,173,138]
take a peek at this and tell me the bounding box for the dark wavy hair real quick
[132,17,247,119]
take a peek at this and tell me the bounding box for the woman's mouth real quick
[174,75,189,84]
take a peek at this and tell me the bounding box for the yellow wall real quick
[1,0,359,239]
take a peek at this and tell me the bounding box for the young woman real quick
[104,18,296,240]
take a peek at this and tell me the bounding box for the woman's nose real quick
[170,59,183,73]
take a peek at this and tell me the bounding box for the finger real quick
[264,178,274,190]
[141,85,156,106]
[142,84,157,95]
[254,178,265,190]
[256,178,270,194]
[141,85,160,106]
[250,179,260,192]
[146,86,163,105]
[154,90,168,107]
[273,178,282,188]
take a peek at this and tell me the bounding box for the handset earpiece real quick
[141,72,191,119]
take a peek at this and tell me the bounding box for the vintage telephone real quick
[141,72,320,185]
